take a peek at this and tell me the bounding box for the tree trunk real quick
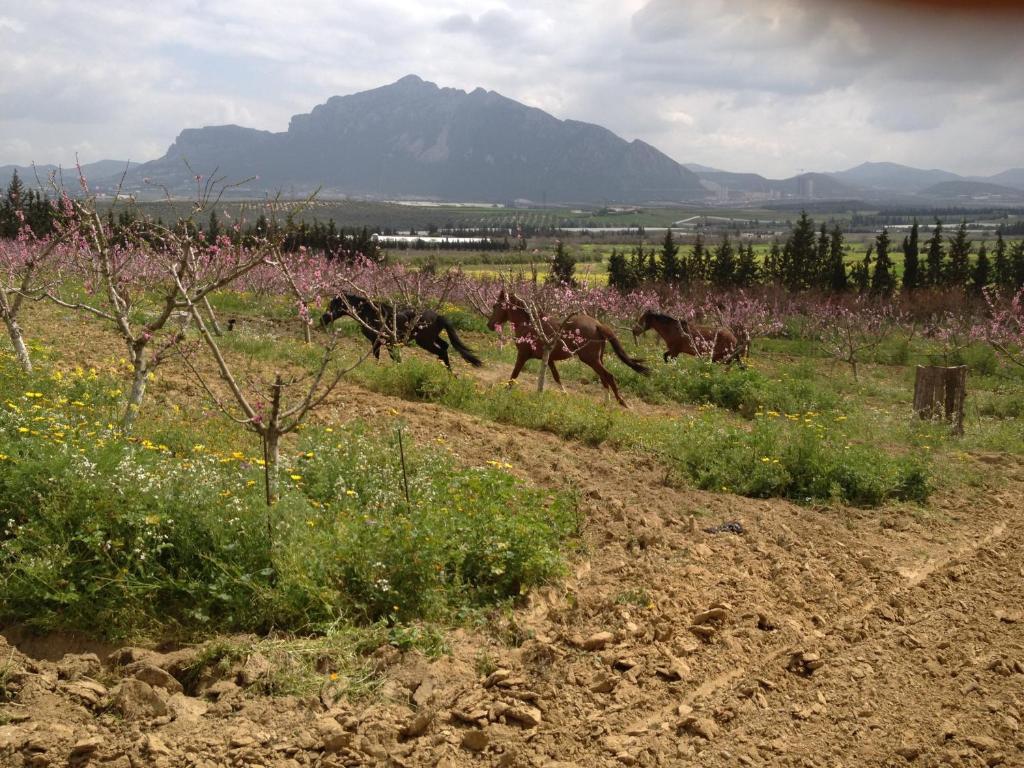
[121,358,148,432]
[2,309,32,373]
[302,321,312,345]
[913,365,967,435]
[263,429,281,506]
[537,345,552,393]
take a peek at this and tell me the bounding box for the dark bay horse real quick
[487,289,649,406]
[632,310,741,364]
[321,294,482,370]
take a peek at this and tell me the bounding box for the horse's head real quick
[320,295,361,329]
[631,310,652,342]
[487,288,520,331]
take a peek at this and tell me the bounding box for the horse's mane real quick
[644,310,680,324]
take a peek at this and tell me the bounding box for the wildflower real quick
[290,474,302,481]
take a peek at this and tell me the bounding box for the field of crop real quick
[2,246,1023,766]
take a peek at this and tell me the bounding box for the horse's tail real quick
[599,324,650,375]
[441,318,484,367]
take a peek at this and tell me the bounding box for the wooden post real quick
[913,365,967,435]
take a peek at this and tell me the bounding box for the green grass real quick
[0,354,577,642]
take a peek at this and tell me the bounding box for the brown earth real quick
[2,311,1024,768]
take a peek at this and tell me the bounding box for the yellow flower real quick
[290,474,303,481]
[17,427,29,433]
[345,489,357,496]
[193,444,205,452]
[144,514,161,525]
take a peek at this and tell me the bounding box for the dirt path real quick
[3,308,1023,767]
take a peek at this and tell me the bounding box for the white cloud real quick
[0,0,1021,177]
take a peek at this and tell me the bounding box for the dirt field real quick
[2,316,1023,768]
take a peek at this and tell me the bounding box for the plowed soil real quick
[2,315,1023,768]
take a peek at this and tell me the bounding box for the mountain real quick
[0,160,134,188]
[918,180,1024,200]
[113,75,706,204]
[683,162,723,174]
[829,162,961,194]
[981,168,1024,191]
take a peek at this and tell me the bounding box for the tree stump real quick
[913,365,967,435]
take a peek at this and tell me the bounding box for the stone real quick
[681,717,718,740]
[316,716,352,752]
[691,607,729,626]
[461,730,489,752]
[505,704,543,728]
[166,693,209,721]
[70,736,103,757]
[107,647,157,667]
[139,734,171,756]
[0,725,28,751]
[401,710,433,739]
[60,678,109,708]
[582,632,615,651]
[238,652,272,687]
[57,653,102,681]
[483,669,511,688]
[202,679,239,700]
[125,662,184,694]
[109,679,169,720]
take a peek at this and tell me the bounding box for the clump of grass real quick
[619,359,838,416]
[666,413,930,506]
[0,359,577,641]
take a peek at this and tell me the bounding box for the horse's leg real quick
[507,348,529,386]
[372,339,383,361]
[435,339,452,371]
[663,350,670,363]
[589,353,628,407]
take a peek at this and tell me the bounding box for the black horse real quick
[320,294,483,370]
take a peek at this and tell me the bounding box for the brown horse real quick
[487,290,649,406]
[632,310,741,363]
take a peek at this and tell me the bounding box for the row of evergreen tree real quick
[605,212,1024,295]
[0,171,57,239]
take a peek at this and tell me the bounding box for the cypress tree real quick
[688,234,707,283]
[992,229,1011,289]
[924,219,944,287]
[764,240,783,284]
[207,210,221,242]
[945,221,971,288]
[901,220,920,292]
[1012,240,1024,290]
[710,234,737,287]
[735,243,759,287]
[815,223,830,289]
[607,248,633,291]
[785,211,817,290]
[549,240,576,285]
[852,245,872,293]
[971,242,990,295]
[827,225,848,292]
[660,228,681,284]
[871,228,896,297]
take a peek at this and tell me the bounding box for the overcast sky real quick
[1,0,1021,178]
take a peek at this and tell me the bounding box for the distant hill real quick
[980,168,1024,191]
[918,180,1024,200]
[829,162,961,194]
[693,169,862,200]
[108,75,706,204]
[0,160,134,189]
